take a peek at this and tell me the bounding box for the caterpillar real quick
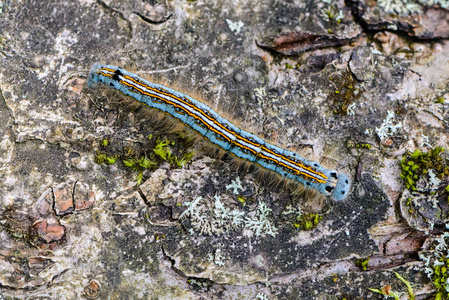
[87,64,350,201]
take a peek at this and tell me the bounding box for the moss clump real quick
[355,257,370,271]
[400,147,449,191]
[327,70,362,115]
[122,139,194,184]
[356,143,371,149]
[122,151,158,185]
[153,139,173,161]
[237,195,246,206]
[94,152,118,165]
[153,138,195,168]
[94,136,194,185]
[295,213,322,230]
[284,62,300,69]
[431,256,449,300]
[420,234,449,300]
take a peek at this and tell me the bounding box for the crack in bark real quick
[96,0,133,38]
[260,0,449,57]
[134,11,173,25]
[72,180,78,213]
[160,244,229,292]
[160,244,190,280]
[137,188,150,207]
[345,0,449,41]
[51,187,57,217]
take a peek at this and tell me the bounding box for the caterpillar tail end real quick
[87,63,103,88]
[330,174,350,201]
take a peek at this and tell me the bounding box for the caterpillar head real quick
[330,173,350,201]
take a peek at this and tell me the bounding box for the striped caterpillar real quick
[87,64,350,201]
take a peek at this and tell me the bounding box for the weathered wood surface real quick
[1,0,449,299]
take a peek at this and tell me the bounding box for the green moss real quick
[106,156,118,164]
[94,136,194,185]
[283,62,300,69]
[327,69,362,115]
[296,213,322,230]
[153,139,172,161]
[122,158,135,167]
[122,156,157,169]
[153,139,194,168]
[94,152,107,164]
[95,139,119,164]
[355,257,370,271]
[94,152,118,165]
[122,152,159,185]
[356,143,371,149]
[138,156,155,169]
[436,97,445,104]
[238,195,246,206]
[174,151,195,168]
[431,257,449,299]
[155,233,166,240]
[400,147,449,191]
[419,232,449,299]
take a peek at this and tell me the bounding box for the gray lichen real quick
[179,195,277,237]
